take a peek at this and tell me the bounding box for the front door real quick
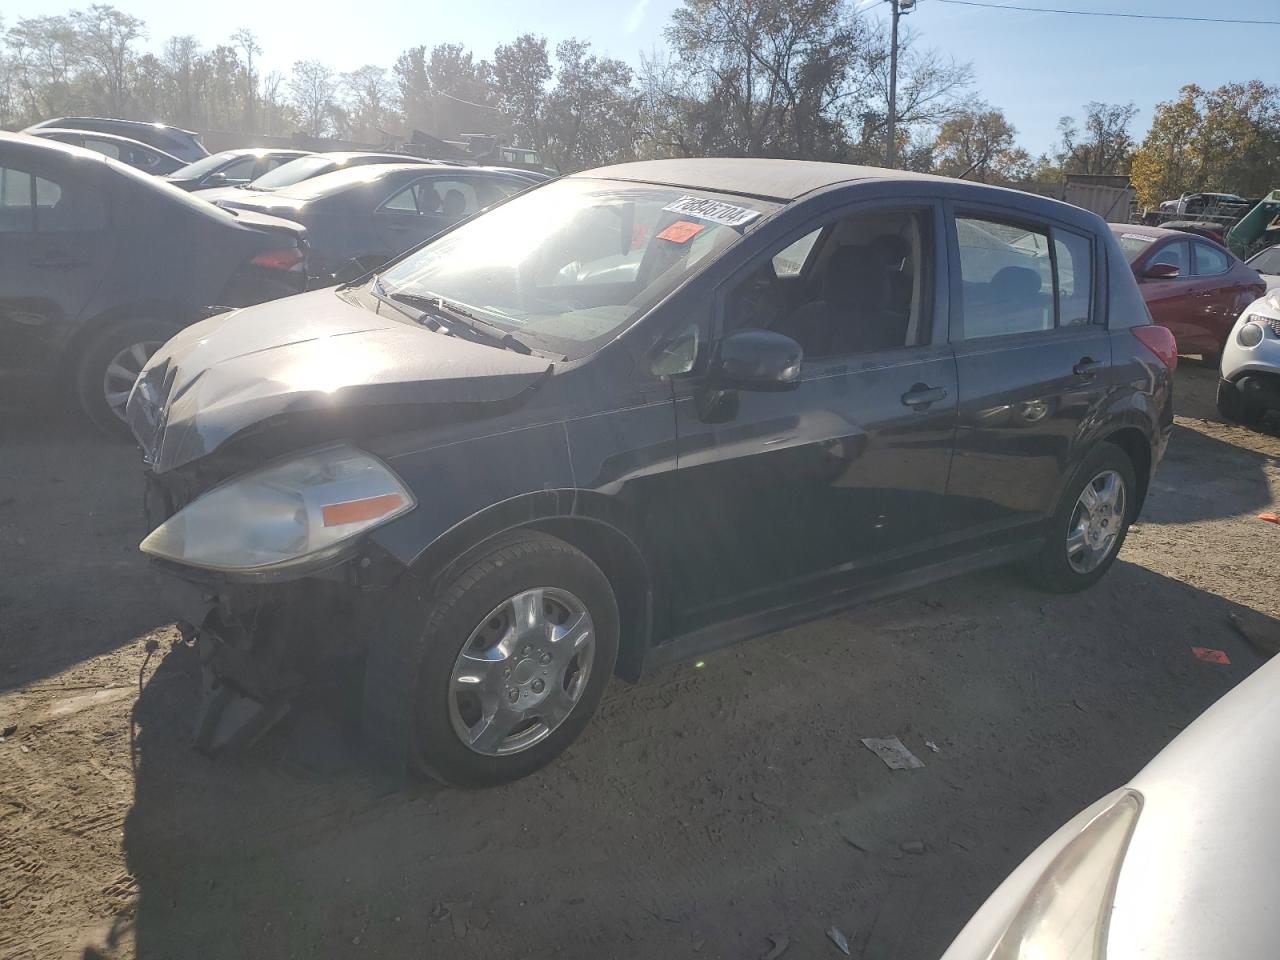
[1136,238,1196,349]
[942,209,1112,548]
[0,153,111,392]
[670,201,957,635]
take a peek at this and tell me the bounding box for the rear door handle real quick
[901,384,948,409]
[1073,357,1105,377]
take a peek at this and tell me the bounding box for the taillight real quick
[251,248,305,271]
[1132,324,1177,371]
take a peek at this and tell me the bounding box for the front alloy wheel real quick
[362,531,619,787]
[448,588,596,756]
[103,340,163,422]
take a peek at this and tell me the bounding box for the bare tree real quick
[343,64,392,142]
[71,4,144,115]
[288,59,336,137]
[231,28,261,131]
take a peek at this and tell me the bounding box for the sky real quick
[6,0,1280,154]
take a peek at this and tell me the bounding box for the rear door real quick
[942,207,1110,550]
[1189,239,1248,352]
[0,152,112,385]
[1135,238,1196,349]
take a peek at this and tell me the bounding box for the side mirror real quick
[1143,262,1180,280]
[710,329,803,391]
[203,171,228,186]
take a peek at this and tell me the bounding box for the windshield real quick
[1115,231,1158,263]
[377,177,775,357]
[250,155,337,190]
[1249,247,1280,275]
[169,150,239,179]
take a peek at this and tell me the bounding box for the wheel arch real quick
[400,490,655,682]
[57,300,188,382]
[1097,425,1154,515]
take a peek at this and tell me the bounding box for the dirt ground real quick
[3,362,1280,960]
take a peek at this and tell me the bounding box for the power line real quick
[933,0,1280,25]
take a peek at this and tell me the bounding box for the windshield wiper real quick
[384,288,545,356]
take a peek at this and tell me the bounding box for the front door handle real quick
[1073,357,1105,377]
[901,384,948,409]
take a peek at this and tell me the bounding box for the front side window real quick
[215,155,258,182]
[377,177,776,359]
[1149,240,1189,275]
[956,217,1054,337]
[169,150,240,181]
[1192,241,1230,277]
[726,208,932,358]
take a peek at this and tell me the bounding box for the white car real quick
[942,652,1280,960]
[1246,244,1280,290]
[1217,290,1280,424]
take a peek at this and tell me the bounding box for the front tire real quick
[363,532,619,787]
[1217,378,1265,426]
[1030,442,1137,593]
[75,319,175,437]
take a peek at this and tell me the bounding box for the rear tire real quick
[362,531,619,787]
[75,319,176,438]
[1217,378,1265,426]
[1029,442,1137,593]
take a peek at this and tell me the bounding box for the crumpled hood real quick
[127,289,552,473]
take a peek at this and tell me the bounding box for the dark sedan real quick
[211,163,538,282]
[194,151,439,205]
[0,133,308,433]
[26,128,185,175]
[1112,224,1266,359]
[129,158,1174,786]
[166,149,311,192]
[23,117,208,163]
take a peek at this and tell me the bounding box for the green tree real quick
[543,39,639,171]
[1057,101,1137,175]
[931,102,1027,184]
[492,34,551,149]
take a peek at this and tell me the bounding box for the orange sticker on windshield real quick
[657,220,706,243]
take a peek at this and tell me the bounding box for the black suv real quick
[0,133,308,432]
[128,158,1176,786]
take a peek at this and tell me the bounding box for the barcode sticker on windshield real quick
[1121,233,1156,243]
[663,196,760,228]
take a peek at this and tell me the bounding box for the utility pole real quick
[885,0,915,169]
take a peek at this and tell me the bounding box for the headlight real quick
[987,789,1142,960]
[1238,321,1265,347]
[141,445,415,574]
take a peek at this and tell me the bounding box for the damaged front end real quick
[125,289,555,755]
[144,451,415,755]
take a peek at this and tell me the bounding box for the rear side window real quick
[956,217,1054,337]
[1192,241,1230,277]
[956,216,1096,337]
[83,138,122,160]
[1055,230,1094,327]
[0,167,34,232]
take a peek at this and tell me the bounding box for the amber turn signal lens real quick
[322,493,405,527]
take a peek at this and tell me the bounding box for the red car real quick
[1111,224,1265,359]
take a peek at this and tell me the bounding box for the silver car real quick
[942,652,1279,960]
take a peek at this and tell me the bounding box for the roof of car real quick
[268,162,527,200]
[32,116,199,136]
[311,151,434,163]
[575,158,957,201]
[31,128,179,156]
[1108,223,1178,240]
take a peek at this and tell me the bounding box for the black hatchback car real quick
[127,158,1175,786]
[0,133,309,432]
[210,163,538,283]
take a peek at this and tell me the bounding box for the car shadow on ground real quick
[1140,422,1278,525]
[82,558,1273,960]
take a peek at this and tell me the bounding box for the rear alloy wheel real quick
[1030,443,1137,593]
[1216,378,1265,427]
[76,320,175,437]
[362,531,619,787]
